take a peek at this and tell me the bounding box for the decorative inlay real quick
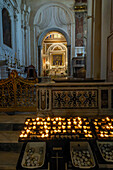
[52,89,98,109]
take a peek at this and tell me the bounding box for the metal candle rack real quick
[19,117,94,142]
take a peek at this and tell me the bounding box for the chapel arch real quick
[41,31,68,77]
[37,28,71,77]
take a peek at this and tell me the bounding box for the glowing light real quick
[36,117,39,121]
[25,121,28,125]
[47,117,50,121]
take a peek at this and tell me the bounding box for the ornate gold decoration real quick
[0,70,38,112]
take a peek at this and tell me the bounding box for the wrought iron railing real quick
[0,70,38,112]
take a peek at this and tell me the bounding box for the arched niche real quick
[2,8,12,48]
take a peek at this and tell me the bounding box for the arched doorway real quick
[41,31,68,77]
[37,28,71,77]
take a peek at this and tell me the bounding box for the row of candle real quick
[19,117,93,140]
[92,117,113,138]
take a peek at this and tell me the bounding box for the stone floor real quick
[0,112,38,170]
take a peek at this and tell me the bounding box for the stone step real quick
[0,151,20,170]
[0,123,24,131]
[0,143,23,152]
[0,131,20,143]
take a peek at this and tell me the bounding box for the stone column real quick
[24,6,31,66]
[14,10,18,60]
[38,45,41,76]
[0,3,2,48]
[93,0,102,79]
[21,4,26,66]
[86,0,94,78]
[67,45,71,76]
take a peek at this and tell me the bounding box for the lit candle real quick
[32,118,35,121]
[56,117,59,121]
[37,122,40,125]
[67,125,71,129]
[72,130,75,133]
[33,122,36,125]
[58,122,62,125]
[63,130,66,133]
[44,125,48,129]
[58,129,61,133]
[24,127,27,130]
[105,134,109,138]
[59,117,62,121]
[84,130,87,133]
[42,118,45,121]
[33,126,36,129]
[20,134,24,138]
[26,129,30,133]
[83,118,87,121]
[41,134,45,138]
[100,134,104,138]
[83,126,87,129]
[40,126,43,129]
[94,122,97,125]
[62,118,65,121]
[47,117,50,121]
[68,121,71,125]
[73,121,77,125]
[53,121,56,124]
[62,125,66,129]
[45,130,49,133]
[85,122,89,125]
[63,122,66,125]
[54,130,57,133]
[41,122,43,125]
[25,121,29,125]
[24,134,27,137]
[27,119,30,122]
[79,121,82,125]
[78,117,81,121]
[50,130,53,134]
[78,125,82,129]
[45,134,49,137]
[95,126,99,130]
[106,117,110,121]
[36,117,40,121]
[106,125,110,130]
